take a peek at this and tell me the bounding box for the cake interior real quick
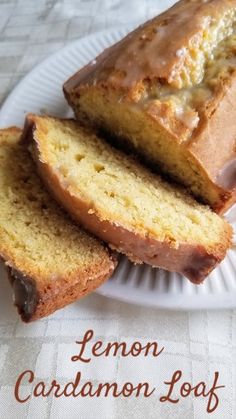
[35,117,230,253]
[0,130,108,282]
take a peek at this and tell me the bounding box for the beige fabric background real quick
[0,1,235,418]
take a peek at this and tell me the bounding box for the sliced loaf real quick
[23,114,232,284]
[0,127,116,322]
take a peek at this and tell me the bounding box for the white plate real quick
[0,27,236,311]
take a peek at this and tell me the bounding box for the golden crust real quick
[188,72,236,213]
[0,126,22,143]
[7,260,115,322]
[64,0,236,90]
[24,114,232,285]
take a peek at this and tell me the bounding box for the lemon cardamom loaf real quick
[64,0,236,214]
[23,114,232,284]
[0,127,116,322]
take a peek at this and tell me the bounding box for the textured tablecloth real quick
[0,1,236,418]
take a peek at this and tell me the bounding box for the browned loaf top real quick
[64,0,236,214]
[23,114,232,284]
[0,128,116,322]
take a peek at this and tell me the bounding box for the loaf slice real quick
[64,0,236,214]
[23,114,232,284]
[0,128,116,322]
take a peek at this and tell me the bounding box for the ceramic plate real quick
[0,27,236,310]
